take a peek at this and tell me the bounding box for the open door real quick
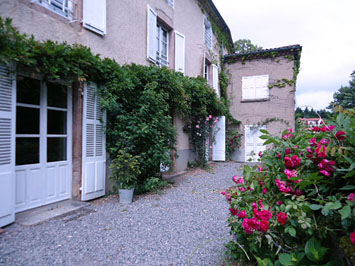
[81,83,106,201]
[212,116,226,161]
[0,64,16,227]
[245,125,266,162]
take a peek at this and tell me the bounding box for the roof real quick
[224,45,302,63]
[198,0,234,52]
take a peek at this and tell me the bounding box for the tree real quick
[234,39,263,54]
[328,71,355,109]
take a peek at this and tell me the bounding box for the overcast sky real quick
[214,0,355,110]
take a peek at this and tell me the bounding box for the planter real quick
[119,188,134,204]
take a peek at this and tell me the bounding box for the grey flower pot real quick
[119,188,134,204]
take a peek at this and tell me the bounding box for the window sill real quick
[241,98,270,103]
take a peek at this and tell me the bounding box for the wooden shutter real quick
[212,64,219,97]
[0,64,16,227]
[212,116,225,161]
[83,0,106,35]
[147,5,157,62]
[174,31,185,74]
[82,83,106,201]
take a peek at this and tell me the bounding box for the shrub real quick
[223,111,355,265]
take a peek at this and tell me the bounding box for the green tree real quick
[234,39,263,54]
[328,71,355,109]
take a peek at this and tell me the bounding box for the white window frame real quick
[167,0,174,8]
[242,75,269,101]
[35,0,74,20]
[156,23,169,67]
[204,16,213,50]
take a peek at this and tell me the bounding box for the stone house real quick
[0,0,301,227]
[224,45,302,162]
[0,0,233,227]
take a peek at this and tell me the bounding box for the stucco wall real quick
[226,57,296,161]
[0,0,223,172]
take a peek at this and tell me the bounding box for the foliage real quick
[226,128,242,161]
[234,39,263,54]
[135,177,168,195]
[328,71,355,110]
[110,150,141,189]
[223,111,355,265]
[0,17,238,181]
[295,107,332,120]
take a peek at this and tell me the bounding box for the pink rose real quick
[284,169,297,179]
[348,193,355,202]
[259,220,269,233]
[276,152,281,159]
[242,218,254,234]
[263,187,268,194]
[255,210,272,221]
[237,210,246,219]
[285,148,292,155]
[350,230,355,244]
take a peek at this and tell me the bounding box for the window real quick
[167,0,174,8]
[156,24,169,66]
[204,59,211,82]
[242,75,269,101]
[36,0,74,19]
[204,16,212,49]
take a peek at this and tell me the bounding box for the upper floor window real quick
[242,75,269,101]
[36,0,74,19]
[204,59,211,82]
[204,16,212,49]
[156,24,169,66]
[167,0,174,8]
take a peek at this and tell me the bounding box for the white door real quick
[212,116,226,161]
[15,77,72,212]
[244,125,266,162]
[175,31,185,74]
[82,83,106,201]
[0,64,16,227]
[212,64,219,98]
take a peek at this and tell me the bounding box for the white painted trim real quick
[174,31,185,74]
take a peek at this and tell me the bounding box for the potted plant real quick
[110,149,141,204]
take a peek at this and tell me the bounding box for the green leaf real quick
[339,205,351,220]
[288,227,296,237]
[305,238,328,262]
[260,129,269,134]
[259,135,269,140]
[309,204,323,210]
[339,185,355,190]
[328,201,342,210]
[278,253,293,266]
[255,256,274,266]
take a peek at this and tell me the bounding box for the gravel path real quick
[0,162,243,266]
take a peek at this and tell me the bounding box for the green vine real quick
[0,17,238,176]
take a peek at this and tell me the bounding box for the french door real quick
[15,76,72,212]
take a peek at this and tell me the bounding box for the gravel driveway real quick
[0,162,242,266]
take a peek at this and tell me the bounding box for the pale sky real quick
[214,0,355,110]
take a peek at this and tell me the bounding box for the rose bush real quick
[223,111,355,265]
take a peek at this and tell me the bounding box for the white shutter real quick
[83,0,106,35]
[147,5,157,62]
[212,64,219,97]
[242,76,254,100]
[174,31,185,74]
[212,116,225,161]
[255,75,269,99]
[82,83,106,201]
[0,64,16,227]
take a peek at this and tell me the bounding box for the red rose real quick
[259,220,269,233]
[277,212,288,225]
[229,208,238,216]
[336,131,346,140]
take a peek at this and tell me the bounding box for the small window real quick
[204,16,212,49]
[242,75,269,101]
[156,23,169,66]
[167,0,174,8]
[36,0,74,19]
